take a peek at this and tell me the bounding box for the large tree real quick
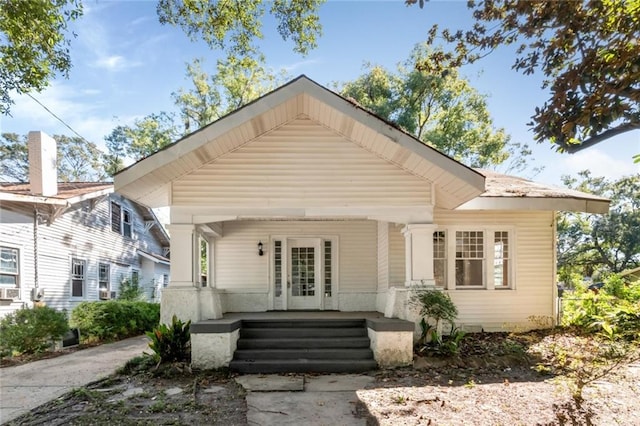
[0,133,107,182]
[157,0,324,59]
[339,45,537,173]
[0,0,83,115]
[407,0,640,153]
[557,171,640,278]
[173,56,282,132]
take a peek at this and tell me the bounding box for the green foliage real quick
[562,275,640,342]
[557,171,640,277]
[118,276,144,301]
[146,315,191,364]
[338,45,538,173]
[421,327,467,358]
[0,133,107,182]
[70,301,160,342]
[410,288,458,331]
[0,306,69,356]
[0,0,83,115]
[157,0,323,59]
[408,0,640,152]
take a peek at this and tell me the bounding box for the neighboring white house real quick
[0,132,170,317]
[115,75,609,334]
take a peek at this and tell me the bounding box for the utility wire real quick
[26,93,92,143]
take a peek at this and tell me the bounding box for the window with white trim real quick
[455,231,484,288]
[71,258,86,298]
[433,231,446,288]
[493,231,510,288]
[111,201,133,238]
[98,263,110,291]
[0,247,19,287]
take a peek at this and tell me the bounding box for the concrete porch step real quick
[236,336,371,350]
[233,348,374,361]
[240,319,366,329]
[240,327,367,339]
[229,358,378,374]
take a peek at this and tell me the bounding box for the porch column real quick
[402,223,438,287]
[166,224,197,287]
[162,224,201,324]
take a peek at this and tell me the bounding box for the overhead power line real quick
[26,93,92,144]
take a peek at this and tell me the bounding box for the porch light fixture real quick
[258,241,264,256]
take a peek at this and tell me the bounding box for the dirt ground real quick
[4,332,639,426]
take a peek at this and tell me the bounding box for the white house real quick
[0,132,170,317]
[114,76,608,368]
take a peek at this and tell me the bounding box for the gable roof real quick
[458,170,610,213]
[115,75,486,210]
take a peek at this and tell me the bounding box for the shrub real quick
[147,315,191,364]
[118,276,144,301]
[70,301,160,342]
[562,274,640,341]
[0,306,69,356]
[410,288,458,335]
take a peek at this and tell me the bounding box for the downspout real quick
[33,208,40,302]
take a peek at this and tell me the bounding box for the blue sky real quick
[1,0,638,185]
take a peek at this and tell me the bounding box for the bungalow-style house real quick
[115,76,609,371]
[0,132,170,318]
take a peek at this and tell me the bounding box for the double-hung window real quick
[111,201,133,238]
[71,258,86,298]
[0,247,19,287]
[455,231,485,288]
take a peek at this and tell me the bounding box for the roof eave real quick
[457,197,611,214]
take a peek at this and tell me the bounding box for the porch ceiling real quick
[115,76,485,211]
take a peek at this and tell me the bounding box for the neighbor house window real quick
[433,231,446,288]
[0,247,19,286]
[111,202,121,233]
[163,274,169,288]
[71,258,86,297]
[455,231,484,288]
[98,263,110,291]
[111,201,133,238]
[494,231,510,288]
[122,209,132,238]
[131,270,139,286]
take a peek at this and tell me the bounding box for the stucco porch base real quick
[161,287,223,324]
[190,312,415,370]
[384,285,437,342]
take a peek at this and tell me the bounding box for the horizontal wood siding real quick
[438,210,555,329]
[387,210,555,330]
[172,118,431,208]
[0,195,167,316]
[214,220,377,293]
[377,221,389,293]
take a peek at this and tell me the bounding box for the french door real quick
[287,238,321,309]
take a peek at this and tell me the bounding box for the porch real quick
[190,311,415,372]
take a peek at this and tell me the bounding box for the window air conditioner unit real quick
[5,288,20,300]
[99,290,111,300]
[31,288,45,301]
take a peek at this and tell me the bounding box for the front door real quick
[288,238,321,309]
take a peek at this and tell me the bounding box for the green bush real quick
[147,315,191,364]
[70,301,160,342]
[117,276,144,301]
[0,306,69,356]
[562,274,640,341]
[410,288,458,334]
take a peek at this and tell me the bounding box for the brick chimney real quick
[28,131,58,196]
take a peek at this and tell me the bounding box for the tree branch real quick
[564,121,640,153]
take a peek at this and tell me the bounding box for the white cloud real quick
[91,55,141,71]
[279,58,322,73]
[561,148,639,180]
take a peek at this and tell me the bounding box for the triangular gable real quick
[115,75,485,209]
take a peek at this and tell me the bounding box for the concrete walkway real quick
[236,374,376,425]
[0,335,149,424]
